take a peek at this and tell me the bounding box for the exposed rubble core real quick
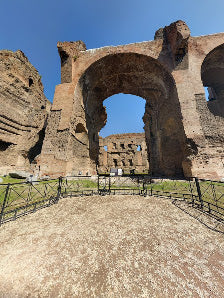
[99,133,148,174]
[0,50,51,175]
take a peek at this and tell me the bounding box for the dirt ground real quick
[0,195,224,297]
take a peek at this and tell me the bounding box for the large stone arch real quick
[39,20,224,179]
[73,53,187,176]
[201,43,224,117]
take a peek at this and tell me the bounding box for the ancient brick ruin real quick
[0,20,224,179]
[0,50,51,176]
[99,133,148,174]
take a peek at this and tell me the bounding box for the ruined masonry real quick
[99,133,148,174]
[0,20,224,180]
[0,50,51,176]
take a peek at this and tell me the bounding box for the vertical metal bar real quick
[97,175,100,194]
[211,181,218,213]
[109,176,111,194]
[208,202,211,214]
[56,177,62,202]
[65,177,68,195]
[0,184,10,225]
[150,178,153,196]
[188,179,194,205]
[142,177,145,196]
[27,183,32,211]
[195,178,203,209]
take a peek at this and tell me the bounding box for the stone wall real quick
[0,50,50,176]
[40,20,224,179]
[98,133,148,174]
[1,20,223,180]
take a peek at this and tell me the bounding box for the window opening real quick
[0,140,12,151]
[113,159,118,167]
[29,78,33,87]
[137,145,142,151]
[76,123,86,133]
[99,93,145,138]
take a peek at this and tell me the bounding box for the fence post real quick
[56,177,62,202]
[188,179,195,205]
[109,176,111,194]
[0,184,10,226]
[142,177,145,196]
[150,178,153,196]
[195,178,203,209]
[97,175,100,194]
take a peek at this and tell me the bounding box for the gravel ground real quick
[0,195,224,297]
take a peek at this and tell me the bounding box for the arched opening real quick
[75,123,86,133]
[28,127,46,163]
[76,53,187,177]
[98,93,147,173]
[137,145,142,151]
[29,78,33,87]
[99,94,145,137]
[201,44,224,117]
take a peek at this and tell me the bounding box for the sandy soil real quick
[0,195,223,297]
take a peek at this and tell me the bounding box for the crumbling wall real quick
[0,50,50,175]
[99,133,148,173]
[40,20,224,180]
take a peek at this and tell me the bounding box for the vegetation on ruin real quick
[73,55,79,61]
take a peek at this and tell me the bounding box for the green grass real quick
[62,179,98,193]
[0,177,223,221]
[0,178,97,208]
[0,175,26,184]
[145,179,224,217]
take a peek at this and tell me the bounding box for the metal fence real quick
[143,177,224,220]
[98,175,145,195]
[0,178,60,224]
[61,176,98,197]
[98,174,224,221]
[0,174,223,225]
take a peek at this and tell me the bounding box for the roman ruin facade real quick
[98,133,148,174]
[38,20,224,179]
[0,20,224,180]
[0,50,51,175]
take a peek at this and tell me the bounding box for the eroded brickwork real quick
[99,133,148,173]
[0,50,51,175]
[1,20,224,180]
[39,20,224,179]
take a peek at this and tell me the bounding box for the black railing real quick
[61,176,98,197]
[0,178,60,224]
[97,175,224,221]
[98,175,144,195]
[0,174,223,225]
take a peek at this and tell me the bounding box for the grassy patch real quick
[0,177,223,222]
[0,176,26,184]
[62,179,98,192]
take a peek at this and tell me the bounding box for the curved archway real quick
[201,44,224,117]
[74,53,187,176]
[99,93,145,137]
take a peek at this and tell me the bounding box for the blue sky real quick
[1,0,224,137]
